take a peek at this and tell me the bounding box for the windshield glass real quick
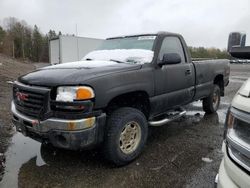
[98,35,156,50]
[83,35,156,64]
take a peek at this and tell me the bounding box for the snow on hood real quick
[83,49,154,64]
[238,78,250,97]
[42,60,119,69]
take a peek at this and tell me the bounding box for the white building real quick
[49,35,103,64]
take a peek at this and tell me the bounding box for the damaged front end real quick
[11,81,106,150]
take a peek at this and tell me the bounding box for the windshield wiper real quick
[126,59,137,64]
[109,59,126,64]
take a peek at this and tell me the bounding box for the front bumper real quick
[11,102,106,150]
[217,142,250,188]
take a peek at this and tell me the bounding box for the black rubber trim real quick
[52,110,102,120]
[50,100,92,107]
[49,100,96,119]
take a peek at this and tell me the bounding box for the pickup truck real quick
[11,32,230,166]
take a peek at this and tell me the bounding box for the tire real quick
[202,85,221,114]
[103,107,148,166]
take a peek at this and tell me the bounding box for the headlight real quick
[224,108,235,139]
[56,86,95,102]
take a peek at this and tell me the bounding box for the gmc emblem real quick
[16,92,28,101]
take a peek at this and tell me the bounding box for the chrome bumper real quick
[11,101,96,132]
[11,101,106,150]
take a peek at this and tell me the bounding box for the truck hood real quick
[232,78,250,113]
[19,60,142,86]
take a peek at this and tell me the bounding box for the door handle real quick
[185,69,191,75]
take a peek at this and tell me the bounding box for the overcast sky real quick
[0,0,250,48]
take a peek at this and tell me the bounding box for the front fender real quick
[85,67,154,109]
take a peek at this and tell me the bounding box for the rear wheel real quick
[103,107,148,166]
[202,85,221,114]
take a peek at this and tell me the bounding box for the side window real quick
[158,37,186,63]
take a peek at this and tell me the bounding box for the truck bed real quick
[192,59,230,100]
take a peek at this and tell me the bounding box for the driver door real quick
[154,36,195,112]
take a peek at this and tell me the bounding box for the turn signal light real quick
[227,112,235,129]
[76,87,94,100]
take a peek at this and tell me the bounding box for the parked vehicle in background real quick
[49,35,103,64]
[230,59,250,64]
[227,32,246,52]
[12,31,230,166]
[216,32,250,188]
[230,59,237,64]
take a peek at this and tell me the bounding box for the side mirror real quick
[159,53,181,66]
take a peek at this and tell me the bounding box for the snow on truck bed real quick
[84,49,154,64]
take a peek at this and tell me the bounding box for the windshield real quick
[98,35,156,50]
[83,35,156,64]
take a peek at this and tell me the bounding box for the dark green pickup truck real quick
[12,31,230,165]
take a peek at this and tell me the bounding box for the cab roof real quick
[107,31,180,40]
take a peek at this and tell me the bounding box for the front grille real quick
[13,82,50,119]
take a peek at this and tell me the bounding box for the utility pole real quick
[22,30,25,59]
[12,41,15,58]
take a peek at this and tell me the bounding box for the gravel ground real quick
[0,58,249,188]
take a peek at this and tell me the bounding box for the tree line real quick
[0,17,230,63]
[0,17,61,62]
[189,46,230,59]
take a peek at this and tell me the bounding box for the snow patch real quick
[202,157,213,163]
[43,60,118,69]
[6,81,13,85]
[84,49,154,64]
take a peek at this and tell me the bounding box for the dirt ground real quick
[0,54,36,180]
[0,56,250,188]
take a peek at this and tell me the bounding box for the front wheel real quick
[202,85,221,114]
[103,107,148,166]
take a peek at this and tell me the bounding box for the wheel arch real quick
[105,91,151,119]
[214,74,224,96]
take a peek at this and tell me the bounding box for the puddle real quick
[187,101,228,124]
[186,108,227,124]
[0,132,45,188]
